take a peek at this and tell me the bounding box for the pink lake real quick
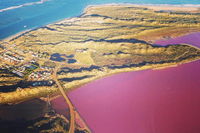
[155,32,200,48]
[51,33,200,133]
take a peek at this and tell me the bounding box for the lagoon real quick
[51,33,200,133]
[155,32,200,48]
[67,60,200,133]
[52,57,200,133]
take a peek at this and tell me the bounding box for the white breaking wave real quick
[0,0,49,13]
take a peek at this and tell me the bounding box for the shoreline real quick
[2,3,200,41]
[2,29,32,42]
[4,54,200,105]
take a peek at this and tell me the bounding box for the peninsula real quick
[1,4,200,103]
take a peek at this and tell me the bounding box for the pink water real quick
[51,33,200,133]
[155,32,200,48]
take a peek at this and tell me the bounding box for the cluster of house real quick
[12,70,24,77]
[31,52,49,58]
[26,50,49,59]
[29,70,52,81]
[0,44,5,49]
[40,65,55,70]
[15,48,49,59]
[12,60,39,77]
[0,42,10,49]
[0,51,24,65]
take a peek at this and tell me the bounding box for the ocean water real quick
[0,0,200,39]
[0,0,39,10]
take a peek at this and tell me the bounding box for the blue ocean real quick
[0,0,39,9]
[0,0,200,39]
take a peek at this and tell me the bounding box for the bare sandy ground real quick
[87,4,200,13]
[136,4,200,12]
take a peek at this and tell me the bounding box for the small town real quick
[0,44,55,88]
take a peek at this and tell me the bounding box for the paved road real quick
[52,63,75,133]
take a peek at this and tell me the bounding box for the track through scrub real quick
[52,63,75,133]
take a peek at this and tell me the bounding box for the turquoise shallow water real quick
[0,0,200,39]
[0,0,39,9]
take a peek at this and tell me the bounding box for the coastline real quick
[1,16,78,41]
[2,3,200,42]
[2,29,32,42]
[1,55,200,104]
